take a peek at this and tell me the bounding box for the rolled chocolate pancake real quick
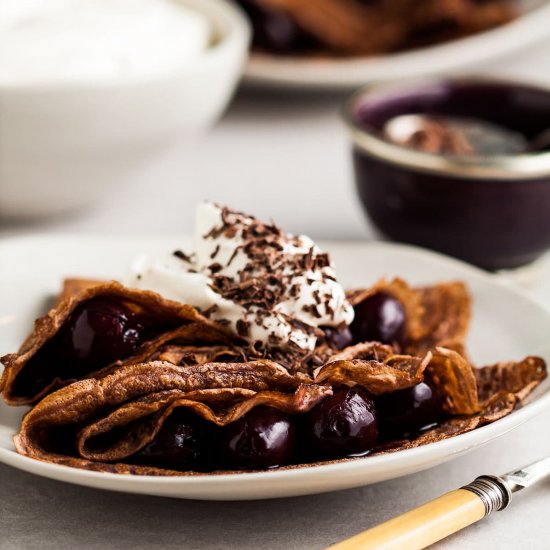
[14,360,326,474]
[14,348,546,475]
[0,282,233,406]
[248,0,516,56]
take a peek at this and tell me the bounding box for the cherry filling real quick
[13,298,151,397]
[129,386,444,471]
[350,292,406,348]
[322,325,353,350]
[375,382,442,441]
[219,407,296,470]
[237,0,319,54]
[58,298,146,375]
[303,387,378,459]
[135,409,214,471]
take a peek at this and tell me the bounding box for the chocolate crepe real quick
[13,346,546,475]
[14,361,325,474]
[0,282,232,405]
[248,0,515,55]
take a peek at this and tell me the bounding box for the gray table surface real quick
[3,38,550,550]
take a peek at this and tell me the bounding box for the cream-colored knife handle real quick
[327,476,512,550]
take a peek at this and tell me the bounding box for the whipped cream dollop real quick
[128,203,354,351]
[0,0,211,85]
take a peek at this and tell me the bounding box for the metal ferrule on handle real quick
[461,475,513,515]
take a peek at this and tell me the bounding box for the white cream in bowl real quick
[0,0,250,218]
[0,0,212,85]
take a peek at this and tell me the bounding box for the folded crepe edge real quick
[0,281,234,405]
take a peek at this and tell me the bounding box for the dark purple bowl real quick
[343,78,550,270]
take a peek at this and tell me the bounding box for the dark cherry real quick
[375,382,442,441]
[238,0,317,54]
[303,387,378,459]
[220,407,296,469]
[322,325,353,350]
[136,409,209,471]
[59,298,145,374]
[350,292,406,347]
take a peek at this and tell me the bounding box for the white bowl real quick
[0,0,250,219]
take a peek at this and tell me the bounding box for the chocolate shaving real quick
[236,319,250,338]
[390,118,475,155]
[173,250,193,263]
[210,245,220,260]
[196,205,344,348]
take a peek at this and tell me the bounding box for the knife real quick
[327,455,550,550]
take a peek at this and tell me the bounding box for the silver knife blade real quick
[501,455,550,492]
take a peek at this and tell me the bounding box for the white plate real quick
[243,1,550,89]
[1,236,549,500]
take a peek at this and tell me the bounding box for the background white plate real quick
[243,0,550,89]
[1,236,549,500]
